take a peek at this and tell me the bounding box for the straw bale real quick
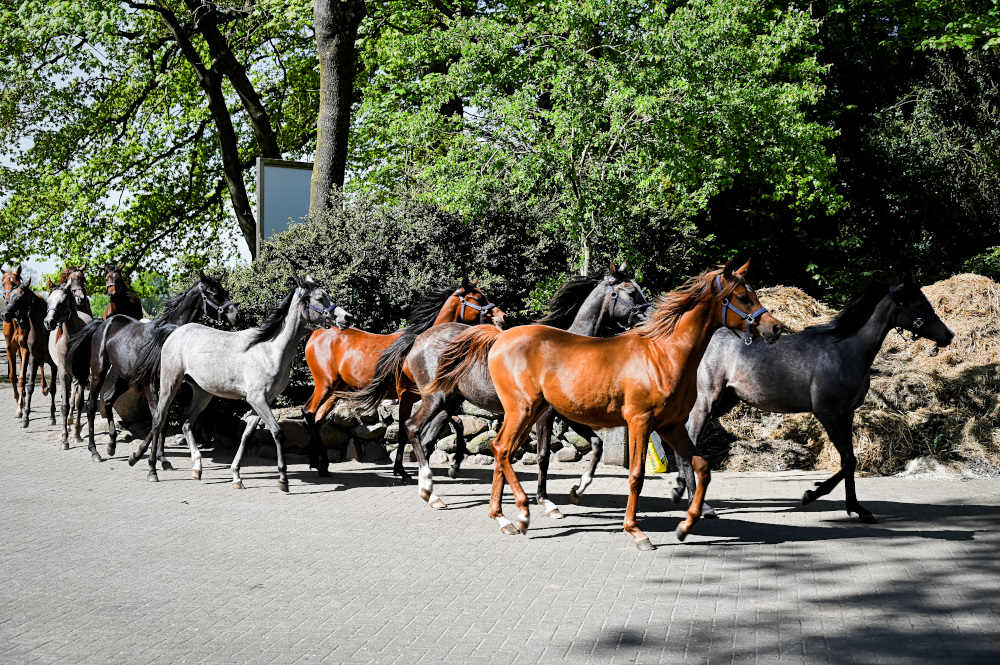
[703,273,1000,476]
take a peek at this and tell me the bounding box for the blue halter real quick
[715,274,768,345]
[455,289,498,324]
[296,287,340,324]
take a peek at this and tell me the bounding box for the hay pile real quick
[704,274,1000,476]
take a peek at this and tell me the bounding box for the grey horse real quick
[43,283,93,453]
[404,262,651,513]
[675,278,954,523]
[136,276,352,490]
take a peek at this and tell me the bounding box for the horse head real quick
[198,269,242,326]
[2,279,31,324]
[889,275,954,347]
[104,264,126,299]
[603,260,652,330]
[295,275,353,330]
[455,276,506,329]
[43,283,75,332]
[715,259,782,344]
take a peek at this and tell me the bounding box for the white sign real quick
[255,158,313,257]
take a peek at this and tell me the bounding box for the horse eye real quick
[738,295,751,305]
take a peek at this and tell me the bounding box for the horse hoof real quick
[107,444,116,456]
[514,515,530,534]
[192,469,202,480]
[429,497,447,510]
[91,453,103,463]
[547,508,564,520]
[21,420,28,428]
[852,511,878,524]
[500,524,520,536]
[233,481,246,490]
[635,537,655,551]
[448,466,460,479]
[569,487,580,504]
[703,505,719,519]
[147,472,159,483]
[73,437,84,445]
[61,442,69,451]
[675,524,689,541]
[278,481,289,493]
[801,490,817,506]
[160,459,173,471]
[671,487,683,504]
[128,453,139,467]
[49,418,57,426]
[316,467,330,478]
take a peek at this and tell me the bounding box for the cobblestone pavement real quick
[1,384,999,664]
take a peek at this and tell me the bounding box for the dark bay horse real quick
[399,262,650,512]
[428,261,782,549]
[674,277,954,523]
[57,265,92,316]
[302,278,504,479]
[1,280,58,429]
[137,276,351,487]
[67,271,240,463]
[43,282,93,452]
[103,264,143,320]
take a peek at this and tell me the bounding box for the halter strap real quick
[454,289,498,325]
[715,274,768,345]
[198,283,235,322]
[296,287,340,324]
[603,277,651,329]
[888,285,939,332]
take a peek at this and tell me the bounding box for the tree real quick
[0,0,317,269]
[351,0,839,273]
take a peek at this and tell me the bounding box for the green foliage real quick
[964,246,1000,280]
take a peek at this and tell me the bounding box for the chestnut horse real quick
[302,278,505,478]
[428,261,782,550]
[2,267,48,415]
[103,264,143,320]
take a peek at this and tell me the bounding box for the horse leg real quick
[621,416,654,550]
[5,336,20,411]
[408,397,451,509]
[675,386,724,516]
[104,374,129,459]
[178,388,213,482]
[39,360,48,397]
[59,367,71,449]
[567,421,602,505]
[247,396,289,492]
[388,390,417,476]
[47,362,58,426]
[446,404,465,480]
[231,415,261,490]
[142,383,170,470]
[71,381,86,444]
[138,364,185,482]
[534,407,563,519]
[659,423,710,544]
[809,411,874,523]
[21,357,37,428]
[302,381,334,477]
[489,404,540,536]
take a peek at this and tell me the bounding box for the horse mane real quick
[801,284,888,341]
[635,267,745,341]
[533,274,603,328]
[246,287,298,348]
[157,288,192,323]
[402,285,457,334]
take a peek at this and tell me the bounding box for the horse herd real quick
[1,260,954,550]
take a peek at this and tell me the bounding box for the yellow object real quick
[646,433,668,473]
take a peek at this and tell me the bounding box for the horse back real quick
[305,327,403,390]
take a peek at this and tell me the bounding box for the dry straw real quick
[705,274,1000,475]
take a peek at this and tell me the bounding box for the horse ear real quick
[722,259,737,278]
[618,260,630,276]
[461,276,471,290]
[609,261,618,277]
[23,277,31,288]
[46,277,56,290]
[199,269,208,282]
[304,274,316,285]
[15,265,22,278]
[735,259,751,277]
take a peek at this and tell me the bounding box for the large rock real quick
[352,422,386,440]
[461,402,494,418]
[466,454,494,466]
[378,403,397,422]
[600,427,627,467]
[332,407,358,428]
[457,415,489,437]
[556,446,581,462]
[521,453,538,465]
[320,423,349,448]
[384,422,400,443]
[552,418,567,440]
[110,386,150,423]
[564,431,591,452]
[363,440,390,462]
[358,408,381,424]
[279,420,311,450]
[466,430,496,456]
[437,433,458,453]
[429,449,449,466]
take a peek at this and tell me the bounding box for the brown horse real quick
[302,278,505,478]
[2,266,48,414]
[103,264,143,320]
[427,261,782,550]
[1,279,58,429]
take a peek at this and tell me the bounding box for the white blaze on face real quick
[334,306,352,328]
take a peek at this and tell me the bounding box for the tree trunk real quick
[311,0,367,214]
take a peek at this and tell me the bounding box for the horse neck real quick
[165,288,204,325]
[261,295,309,363]
[838,296,897,368]
[648,298,720,389]
[431,296,462,326]
[566,287,608,335]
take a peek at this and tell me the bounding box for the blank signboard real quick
[255,158,313,257]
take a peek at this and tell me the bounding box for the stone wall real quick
[254,400,604,466]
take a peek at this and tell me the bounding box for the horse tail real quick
[66,319,102,384]
[333,330,419,412]
[424,326,503,396]
[129,323,178,391]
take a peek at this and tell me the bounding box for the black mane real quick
[246,287,298,348]
[402,285,457,335]
[802,284,889,341]
[534,274,603,329]
[157,285,196,324]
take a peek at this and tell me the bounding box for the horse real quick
[67,270,240,463]
[397,262,651,513]
[57,265,92,316]
[136,276,352,488]
[673,276,954,524]
[102,264,143,320]
[1,279,58,429]
[2,266,49,414]
[427,260,782,550]
[302,277,505,479]
[43,282,93,452]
